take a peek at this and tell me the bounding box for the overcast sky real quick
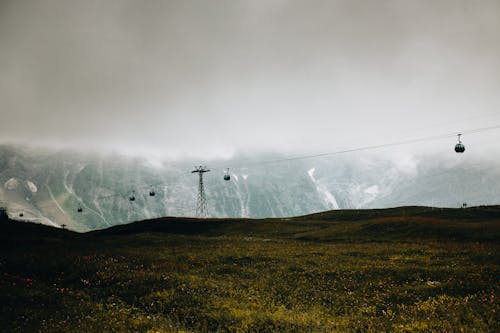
[1,0,499,160]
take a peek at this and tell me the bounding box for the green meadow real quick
[1,206,499,332]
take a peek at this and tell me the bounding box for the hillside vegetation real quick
[1,206,499,332]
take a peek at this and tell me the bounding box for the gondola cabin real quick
[455,134,465,153]
[223,168,231,181]
[455,143,465,153]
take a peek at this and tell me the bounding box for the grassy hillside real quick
[1,206,499,332]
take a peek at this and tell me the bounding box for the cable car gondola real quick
[223,168,230,181]
[454,134,465,153]
[129,191,136,201]
[149,186,156,197]
[77,205,83,213]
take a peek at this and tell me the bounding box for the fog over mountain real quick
[1,0,499,158]
[1,145,499,231]
[1,1,499,230]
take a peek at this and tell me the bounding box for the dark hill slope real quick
[1,206,499,245]
[0,208,79,247]
[91,205,500,242]
[298,205,500,222]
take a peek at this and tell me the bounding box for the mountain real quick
[1,144,499,231]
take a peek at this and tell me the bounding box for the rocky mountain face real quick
[1,145,499,232]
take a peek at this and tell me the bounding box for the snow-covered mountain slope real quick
[1,145,499,231]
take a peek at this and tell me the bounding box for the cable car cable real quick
[210,124,500,172]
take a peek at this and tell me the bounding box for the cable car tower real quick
[192,166,210,218]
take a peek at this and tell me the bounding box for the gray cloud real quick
[1,0,499,159]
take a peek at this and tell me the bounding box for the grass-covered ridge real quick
[1,206,499,332]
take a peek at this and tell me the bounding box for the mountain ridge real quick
[1,144,500,231]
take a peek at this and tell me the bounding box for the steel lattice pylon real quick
[192,166,210,218]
